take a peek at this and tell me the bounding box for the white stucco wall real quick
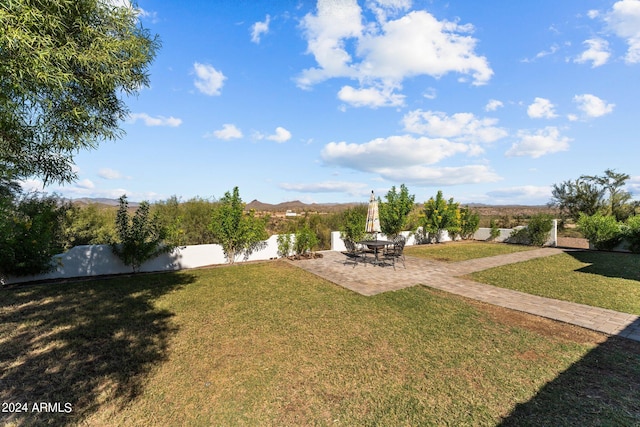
[4,234,285,285]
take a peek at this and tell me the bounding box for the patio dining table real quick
[357,239,393,266]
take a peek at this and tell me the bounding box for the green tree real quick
[459,206,480,240]
[421,191,460,243]
[209,187,268,264]
[62,203,117,249]
[549,178,604,221]
[0,193,70,283]
[582,169,633,221]
[379,184,415,238]
[339,205,367,243]
[111,195,173,273]
[577,212,622,251]
[1,0,159,184]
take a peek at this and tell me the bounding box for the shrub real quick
[421,191,460,243]
[379,184,415,238]
[294,226,318,256]
[209,187,268,263]
[112,196,174,272]
[340,205,367,243]
[489,219,500,241]
[622,215,640,253]
[0,193,70,282]
[277,233,293,258]
[459,207,480,240]
[577,213,622,251]
[526,214,554,246]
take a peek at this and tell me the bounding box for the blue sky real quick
[27,0,640,205]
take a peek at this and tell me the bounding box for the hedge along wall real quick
[4,234,284,285]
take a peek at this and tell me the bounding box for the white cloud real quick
[527,97,558,119]
[128,113,182,127]
[604,0,640,63]
[575,38,611,67]
[402,110,508,145]
[297,2,493,103]
[251,14,271,44]
[279,181,368,195]
[193,62,226,96]
[486,186,552,204]
[628,175,640,196]
[98,168,125,180]
[573,94,615,118]
[506,127,571,158]
[210,124,243,140]
[267,127,292,143]
[377,165,501,186]
[338,85,405,108]
[366,0,412,22]
[321,135,469,170]
[485,99,504,112]
[76,179,95,190]
[356,11,493,85]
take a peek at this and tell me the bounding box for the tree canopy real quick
[378,184,415,238]
[0,0,159,184]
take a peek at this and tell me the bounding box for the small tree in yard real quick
[421,191,460,243]
[112,195,173,273]
[577,212,622,251]
[0,193,69,284]
[459,207,480,240]
[379,184,415,238]
[209,187,268,264]
[340,205,367,243]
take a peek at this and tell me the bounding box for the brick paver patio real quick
[287,248,640,342]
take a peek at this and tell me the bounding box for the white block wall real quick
[4,234,285,285]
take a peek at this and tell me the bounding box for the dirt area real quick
[557,237,590,249]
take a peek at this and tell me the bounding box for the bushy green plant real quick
[62,204,117,249]
[526,214,554,246]
[379,184,415,238]
[459,207,480,240]
[622,215,640,253]
[340,205,367,243]
[294,226,319,256]
[577,213,622,251]
[0,193,70,282]
[277,233,293,258]
[489,219,501,241]
[209,187,268,264]
[112,196,174,272]
[421,191,460,242]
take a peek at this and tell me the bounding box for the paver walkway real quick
[287,248,640,342]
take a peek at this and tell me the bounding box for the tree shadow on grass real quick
[0,271,196,426]
[566,250,640,282]
[500,330,640,426]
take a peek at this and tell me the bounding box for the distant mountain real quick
[70,197,139,208]
[246,199,363,213]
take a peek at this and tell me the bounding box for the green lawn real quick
[470,251,640,315]
[405,241,536,262]
[1,261,639,426]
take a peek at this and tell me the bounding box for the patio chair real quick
[342,239,367,267]
[383,235,406,270]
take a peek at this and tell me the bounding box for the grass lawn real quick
[1,261,639,425]
[405,241,536,262]
[470,251,640,316]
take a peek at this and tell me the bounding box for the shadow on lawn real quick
[566,250,640,282]
[500,330,640,426]
[0,271,195,426]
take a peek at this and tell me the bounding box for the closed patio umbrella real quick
[365,190,381,239]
